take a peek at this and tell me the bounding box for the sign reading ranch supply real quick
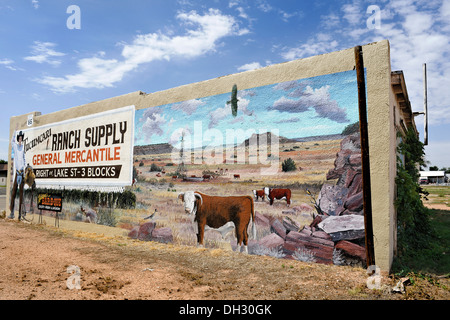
[22,106,135,188]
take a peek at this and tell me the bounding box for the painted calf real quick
[252,189,265,201]
[178,191,256,253]
[264,187,291,206]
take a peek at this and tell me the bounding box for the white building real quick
[420,171,447,184]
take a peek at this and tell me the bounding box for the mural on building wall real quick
[9,70,366,267]
[131,69,367,266]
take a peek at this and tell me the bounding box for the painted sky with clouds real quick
[1,0,449,167]
[134,70,359,148]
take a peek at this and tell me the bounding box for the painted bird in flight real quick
[227,84,239,117]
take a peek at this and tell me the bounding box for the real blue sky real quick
[1,0,449,168]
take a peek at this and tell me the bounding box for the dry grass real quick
[72,139,341,251]
[422,185,450,208]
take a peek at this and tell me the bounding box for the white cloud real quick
[177,0,194,7]
[209,104,230,129]
[442,0,450,22]
[208,90,254,129]
[169,125,192,146]
[320,12,340,29]
[270,85,349,123]
[1,59,14,70]
[237,62,262,72]
[235,95,252,116]
[254,1,299,22]
[0,58,13,65]
[171,99,206,115]
[280,0,450,127]
[274,117,300,124]
[281,34,339,60]
[404,12,433,35]
[24,41,65,66]
[31,0,39,10]
[371,1,450,126]
[342,2,362,25]
[236,28,250,36]
[139,107,167,142]
[38,9,245,93]
[236,7,248,19]
[0,58,23,71]
[257,1,273,13]
[228,1,240,8]
[279,10,301,22]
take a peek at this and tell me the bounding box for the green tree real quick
[395,128,432,257]
[282,158,296,172]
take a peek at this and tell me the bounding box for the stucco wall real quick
[363,41,396,272]
[8,40,397,271]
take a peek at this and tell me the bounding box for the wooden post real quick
[423,63,428,146]
[354,46,376,268]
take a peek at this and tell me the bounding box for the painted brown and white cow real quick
[178,191,256,253]
[264,187,291,206]
[252,189,265,201]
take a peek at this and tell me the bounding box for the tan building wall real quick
[8,40,415,272]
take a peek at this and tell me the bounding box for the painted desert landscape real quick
[123,70,367,265]
[128,128,366,266]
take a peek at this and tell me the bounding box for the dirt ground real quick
[0,218,449,301]
[424,203,450,211]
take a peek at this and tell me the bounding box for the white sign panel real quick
[21,106,135,188]
[27,114,33,127]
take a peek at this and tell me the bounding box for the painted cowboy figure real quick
[9,130,27,220]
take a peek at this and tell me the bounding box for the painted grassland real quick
[129,138,341,249]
